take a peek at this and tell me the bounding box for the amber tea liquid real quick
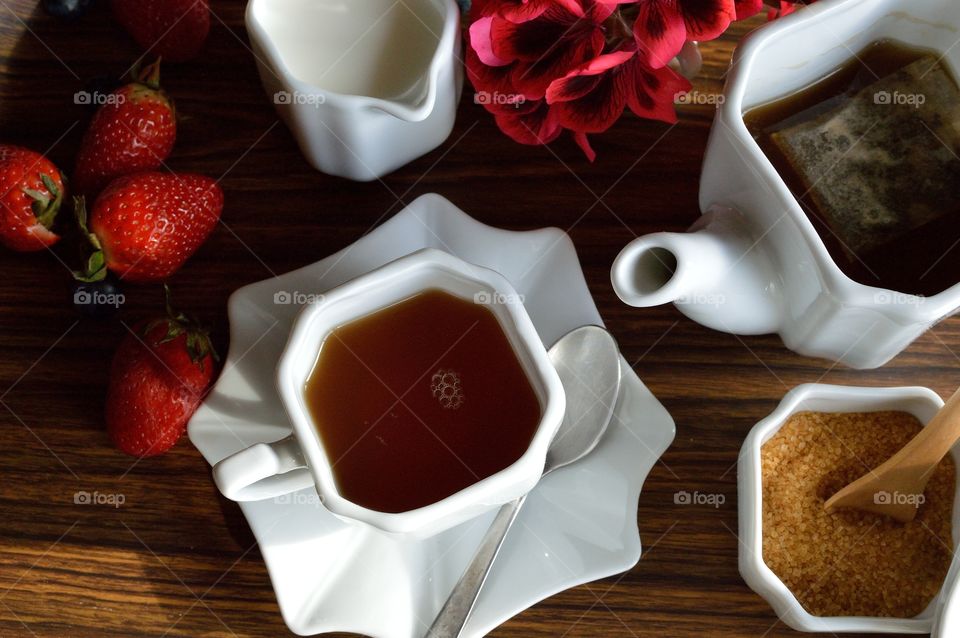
[303,289,542,514]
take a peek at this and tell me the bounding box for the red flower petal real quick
[471,0,501,17]
[546,50,636,133]
[545,46,689,134]
[590,0,634,22]
[470,16,511,66]
[494,9,605,99]
[490,5,584,61]
[734,0,764,19]
[677,0,736,40]
[547,72,603,104]
[466,46,531,115]
[546,49,635,102]
[777,1,806,17]
[493,100,563,145]
[634,0,688,68]
[635,0,736,68]
[623,56,691,123]
[500,0,585,22]
[573,131,596,161]
[553,73,628,132]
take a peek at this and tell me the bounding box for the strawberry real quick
[111,0,211,63]
[73,60,176,198]
[107,288,217,457]
[0,145,65,252]
[85,171,223,282]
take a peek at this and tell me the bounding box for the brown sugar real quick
[761,410,956,617]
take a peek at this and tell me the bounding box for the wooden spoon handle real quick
[824,386,960,522]
[874,387,960,482]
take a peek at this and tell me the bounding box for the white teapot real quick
[612,0,960,370]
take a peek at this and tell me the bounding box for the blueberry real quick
[72,275,124,318]
[43,0,94,21]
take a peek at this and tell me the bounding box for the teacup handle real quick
[212,435,315,501]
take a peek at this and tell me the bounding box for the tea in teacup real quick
[744,40,960,297]
[303,289,542,514]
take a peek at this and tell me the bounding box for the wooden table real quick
[0,2,956,636]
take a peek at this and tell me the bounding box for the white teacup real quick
[212,249,566,537]
[612,0,960,369]
[245,0,463,181]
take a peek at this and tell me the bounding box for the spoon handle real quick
[425,494,527,638]
[824,385,960,519]
[893,387,960,468]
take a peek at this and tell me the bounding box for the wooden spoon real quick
[824,387,960,523]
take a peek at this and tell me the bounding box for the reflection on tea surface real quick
[304,289,542,514]
[745,40,960,297]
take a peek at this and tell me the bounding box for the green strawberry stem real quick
[126,58,175,119]
[23,173,62,229]
[72,196,107,283]
[144,285,219,368]
[134,57,163,91]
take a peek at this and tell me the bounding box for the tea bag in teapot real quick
[769,55,960,259]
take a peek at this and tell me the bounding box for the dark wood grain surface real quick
[0,2,956,636]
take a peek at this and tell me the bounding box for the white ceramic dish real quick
[213,248,566,537]
[612,0,960,369]
[738,383,960,634]
[187,194,676,637]
[246,0,463,181]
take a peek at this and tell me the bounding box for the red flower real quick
[467,46,522,115]
[633,0,736,68]
[467,42,565,145]
[493,99,564,146]
[470,0,611,100]
[546,47,690,159]
[466,0,753,159]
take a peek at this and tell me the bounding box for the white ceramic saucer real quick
[187,194,676,637]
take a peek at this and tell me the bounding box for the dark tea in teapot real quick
[744,40,960,297]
